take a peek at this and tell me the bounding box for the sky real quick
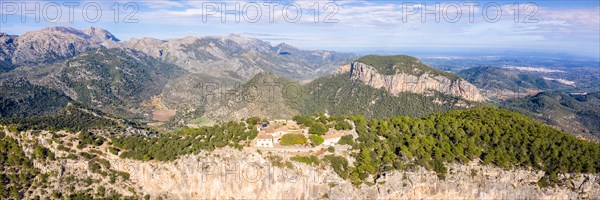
[0,0,599,58]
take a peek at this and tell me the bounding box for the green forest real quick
[0,104,121,132]
[0,79,71,117]
[111,121,258,161]
[326,107,599,186]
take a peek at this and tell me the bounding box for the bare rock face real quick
[119,148,600,199]
[0,33,17,63]
[81,27,120,43]
[3,27,118,65]
[337,62,486,102]
[126,35,269,79]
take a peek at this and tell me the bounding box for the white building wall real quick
[256,139,273,147]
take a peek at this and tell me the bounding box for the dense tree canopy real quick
[112,121,257,161]
[333,107,600,186]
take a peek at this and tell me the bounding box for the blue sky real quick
[1,0,599,58]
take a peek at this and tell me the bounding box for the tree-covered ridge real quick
[337,107,599,186]
[0,103,125,132]
[0,78,71,117]
[111,121,258,161]
[356,55,461,80]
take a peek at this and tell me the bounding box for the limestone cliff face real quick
[117,148,599,199]
[12,128,599,199]
[336,62,486,102]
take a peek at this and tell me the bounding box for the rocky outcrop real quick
[0,33,17,63]
[337,62,486,102]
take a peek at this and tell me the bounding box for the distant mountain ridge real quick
[458,66,576,101]
[502,91,600,141]
[2,48,185,119]
[0,27,356,82]
[0,26,357,122]
[126,34,355,81]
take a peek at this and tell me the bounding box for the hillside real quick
[203,72,301,120]
[0,78,71,117]
[502,91,600,141]
[458,66,576,100]
[10,48,186,119]
[296,75,468,118]
[199,70,479,122]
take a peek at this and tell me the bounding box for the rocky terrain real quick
[125,34,355,81]
[0,27,119,66]
[7,131,600,200]
[123,148,600,199]
[338,60,485,102]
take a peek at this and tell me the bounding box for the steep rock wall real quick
[336,62,486,102]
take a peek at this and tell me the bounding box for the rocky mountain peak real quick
[225,34,257,44]
[273,42,300,53]
[1,26,122,65]
[38,26,88,37]
[82,26,120,42]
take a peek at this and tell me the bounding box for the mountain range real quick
[0,27,483,117]
[1,26,598,142]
